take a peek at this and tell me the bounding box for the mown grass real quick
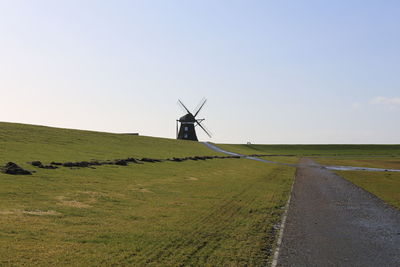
[314,157,400,209]
[216,143,400,157]
[0,122,295,266]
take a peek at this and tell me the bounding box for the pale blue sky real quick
[0,0,399,143]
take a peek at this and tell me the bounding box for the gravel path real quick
[277,158,400,267]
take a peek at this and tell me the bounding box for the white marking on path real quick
[271,177,295,267]
[201,142,284,164]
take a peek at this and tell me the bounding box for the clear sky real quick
[0,0,399,144]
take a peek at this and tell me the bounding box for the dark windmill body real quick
[176,99,212,141]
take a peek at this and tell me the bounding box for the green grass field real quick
[0,122,295,266]
[216,143,400,157]
[2,122,398,265]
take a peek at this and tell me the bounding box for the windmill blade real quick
[177,99,192,114]
[177,102,188,114]
[197,122,212,138]
[193,98,205,114]
[194,98,207,117]
[196,120,212,138]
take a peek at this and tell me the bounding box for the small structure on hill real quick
[176,98,212,141]
[120,133,139,136]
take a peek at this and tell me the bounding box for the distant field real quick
[315,157,400,170]
[314,157,400,209]
[217,142,400,210]
[0,122,295,266]
[216,143,400,157]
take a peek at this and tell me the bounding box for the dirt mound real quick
[30,161,58,169]
[2,162,32,175]
[5,153,244,174]
[140,158,162,163]
[60,158,144,168]
[167,157,186,162]
[115,159,128,166]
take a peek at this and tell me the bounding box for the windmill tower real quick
[176,98,212,141]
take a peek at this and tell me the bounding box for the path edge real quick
[271,173,296,267]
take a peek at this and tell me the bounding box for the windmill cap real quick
[179,113,196,122]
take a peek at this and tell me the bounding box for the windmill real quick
[176,98,212,141]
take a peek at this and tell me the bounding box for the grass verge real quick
[314,157,400,209]
[335,170,400,209]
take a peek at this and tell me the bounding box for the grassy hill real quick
[0,122,223,167]
[0,122,295,266]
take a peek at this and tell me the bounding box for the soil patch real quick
[1,162,32,175]
[0,210,61,216]
[56,196,91,208]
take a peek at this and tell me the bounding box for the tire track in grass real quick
[135,166,289,266]
[139,183,256,264]
[180,192,281,267]
[179,166,291,266]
